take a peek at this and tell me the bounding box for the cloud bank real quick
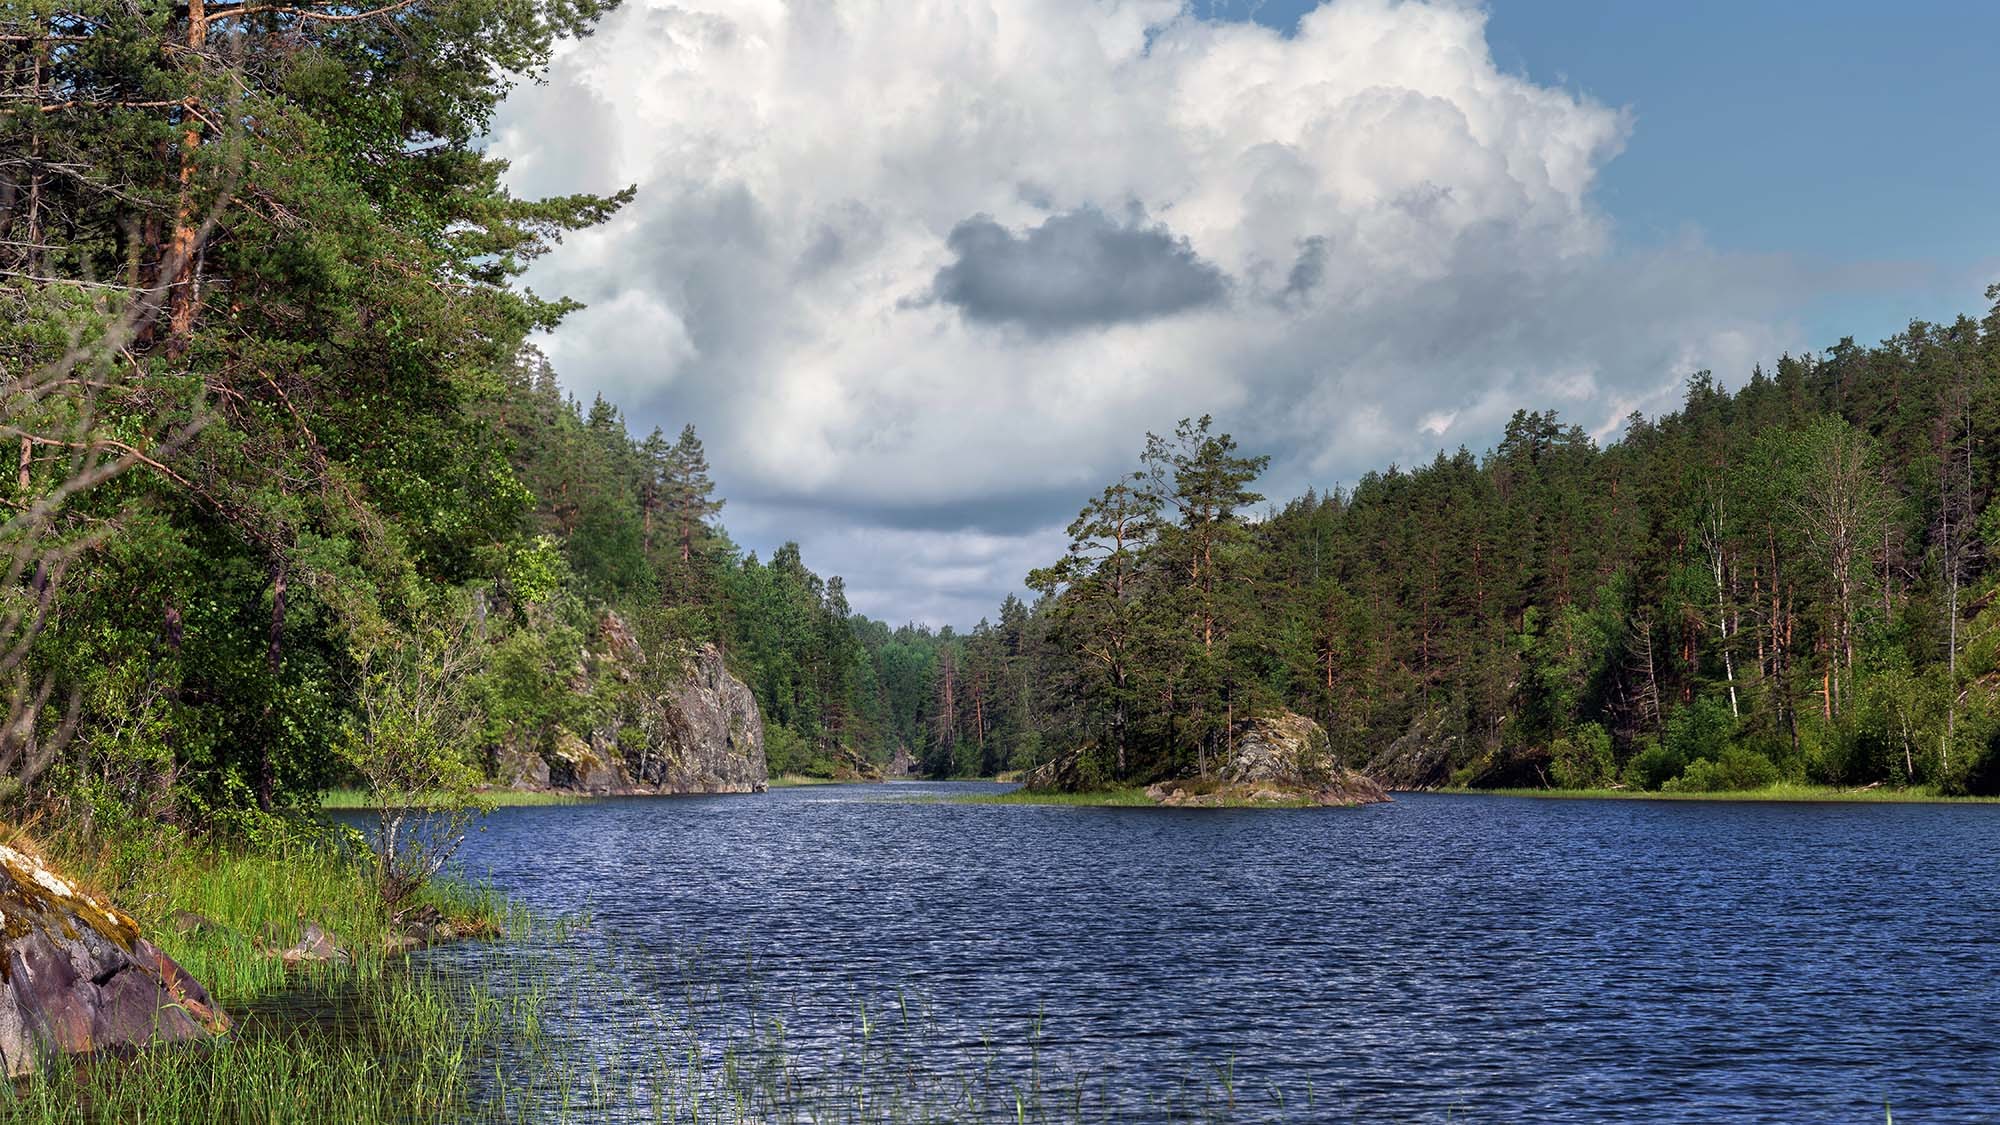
[492,0,1805,626]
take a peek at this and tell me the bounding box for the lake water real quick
[418,783,2000,1122]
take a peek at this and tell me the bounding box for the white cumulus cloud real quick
[492,0,1805,625]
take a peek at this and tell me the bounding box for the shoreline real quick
[13,827,517,1122]
[1430,783,2000,805]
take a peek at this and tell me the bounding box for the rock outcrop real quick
[1360,710,1461,790]
[637,641,768,793]
[0,843,230,1077]
[883,743,923,780]
[497,615,767,796]
[830,746,885,782]
[1021,712,1389,807]
[1019,743,1106,792]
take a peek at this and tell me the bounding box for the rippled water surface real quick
[423,783,2000,1121]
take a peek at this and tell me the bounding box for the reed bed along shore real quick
[0,821,519,1124]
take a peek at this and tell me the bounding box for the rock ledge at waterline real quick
[0,843,230,1077]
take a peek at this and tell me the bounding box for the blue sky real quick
[1213,0,2000,349]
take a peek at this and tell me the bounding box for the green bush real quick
[1622,738,1684,791]
[1549,723,1615,789]
[1665,696,1737,764]
[1664,747,1780,793]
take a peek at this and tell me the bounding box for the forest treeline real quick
[8,0,2000,836]
[517,292,2000,799]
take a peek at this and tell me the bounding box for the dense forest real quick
[7,0,2000,842]
[0,0,990,816]
[1010,308,2000,795]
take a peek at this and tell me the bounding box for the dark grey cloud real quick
[1281,236,1328,304]
[928,207,1228,332]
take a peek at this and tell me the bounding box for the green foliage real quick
[1665,747,1782,793]
[340,603,488,906]
[1665,697,1738,767]
[1623,740,1684,791]
[1549,724,1615,789]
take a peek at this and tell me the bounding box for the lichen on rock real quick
[0,842,229,1077]
[507,613,768,796]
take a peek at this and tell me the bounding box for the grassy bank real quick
[0,823,516,1123]
[1441,782,2000,804]
[320,787,583,809]
[766,773,850,787]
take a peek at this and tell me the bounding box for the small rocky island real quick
[1024,711,1390,807]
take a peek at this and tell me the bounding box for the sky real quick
[491,0,2000,629]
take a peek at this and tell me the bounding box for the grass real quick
[1443,781,2000,804]
[766,773,848,787]
[0,821,518,1124]
[8,963,507,1124]
[320,786,584,809]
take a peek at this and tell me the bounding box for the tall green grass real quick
[9,963,505,1124]
[0,825,521,1124]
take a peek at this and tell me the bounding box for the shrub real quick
[341,604,488,909]
[1549,723,1615,789]
[1664,747,1780,793]
[1623,738,1683,791]
[1665,696,1736,764]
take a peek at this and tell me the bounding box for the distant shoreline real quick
[1429,784,2000,805]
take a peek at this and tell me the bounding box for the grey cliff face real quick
[641,643,768,794]
[521,616,767,796]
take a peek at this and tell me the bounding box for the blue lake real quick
[418,783,2000,1121]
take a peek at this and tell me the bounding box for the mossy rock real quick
[0,842,230,1077]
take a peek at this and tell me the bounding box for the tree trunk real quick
[257,558,286,812]
[165,0,208,351]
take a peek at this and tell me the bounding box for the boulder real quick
[1155,712,1390,807]
[1226,712,1387,805]
[168,909,229,938]
[278,922,349,967]
[491,737,550,790]
[0,842,230,1077]
[884,743,923,780]
[548,730,630,794]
